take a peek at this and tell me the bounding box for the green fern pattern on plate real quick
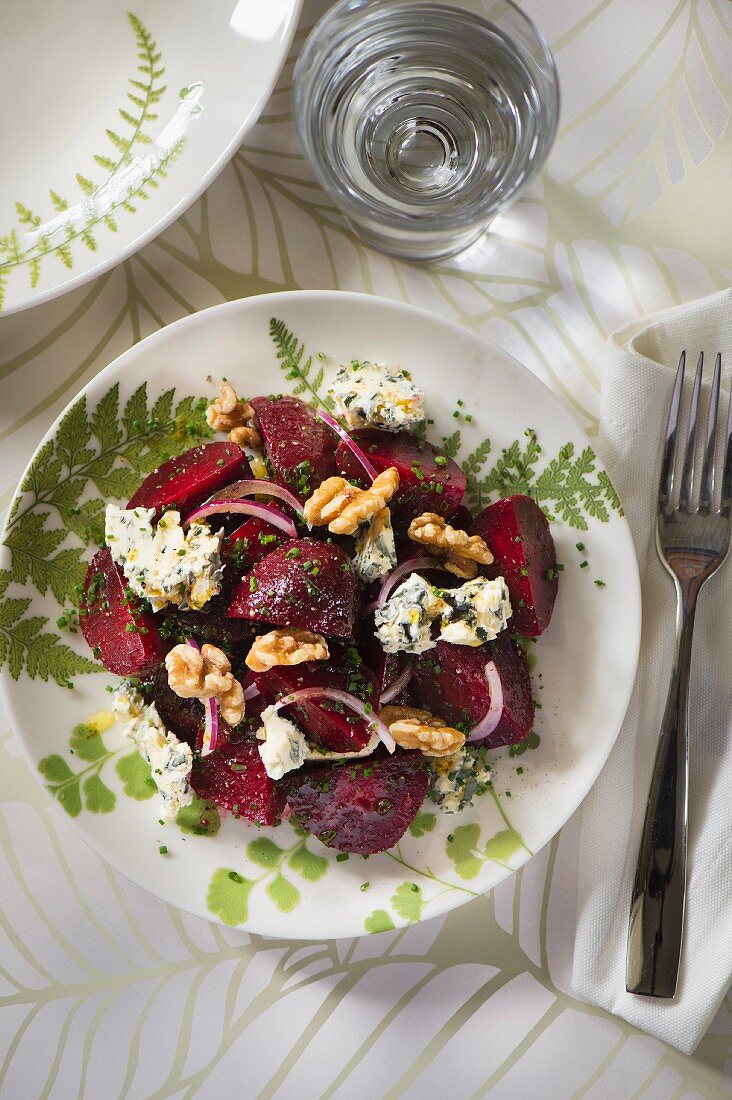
[38,717,152,817]
[1,383,211,685]
[207,835,329,924]
[0,13,188,309]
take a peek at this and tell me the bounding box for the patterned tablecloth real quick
[1,1,730,1096]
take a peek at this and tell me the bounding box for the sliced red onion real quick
[243,681,260,702]
[206,479,306,518]
[184,498,297,538]
[365,556,437,615]
[467,660,503,742]
[273,686,396,753]
[186,638,219,756]
[315,408,378,482]
[379,664,413,705]
[201,696,219,756]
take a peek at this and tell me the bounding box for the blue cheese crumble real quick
[353,506,397,583]
[105,504,223,612]
[375,574,512,653]
[256,706,308,780]
[256,707,379,780]
[113,683,193,819]
[374,573,447,654]
[428,746,493,813]
[439,577,512,646]
[327,361,425,432]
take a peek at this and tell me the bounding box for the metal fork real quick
[626,350,729,997]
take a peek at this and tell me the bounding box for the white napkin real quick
[572,289,732,1054]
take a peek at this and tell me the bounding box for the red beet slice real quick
[336,429,466,533]
[411,634,534,748]
[227,538,359,639]
[251,395,337,504]
[223,517,285,573]
[447,504,474,531]
[127,442,251,515]
[79,549,167,676]
[358,628,411,702]
[191,740,285,826]
[252,659,377,753]
[286,752,428,854]
[472,495,557,636]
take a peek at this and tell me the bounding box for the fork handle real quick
[626,585,694,997]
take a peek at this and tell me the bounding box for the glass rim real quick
[293,0,561,234]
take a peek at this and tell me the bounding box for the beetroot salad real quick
[80,362,558,856]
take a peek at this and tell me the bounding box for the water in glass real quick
[294,0,559,260]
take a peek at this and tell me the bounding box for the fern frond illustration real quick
[2,384,211,685]
[0,570,100,688]
[462,429,623,529]
[0,12,196,308]
[38,718,157,817]
[269,318,334,410]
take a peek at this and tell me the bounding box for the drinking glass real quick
[293,0,559,262]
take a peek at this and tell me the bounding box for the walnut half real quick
[379,704,465,757]
[165,642,245,725]
[303,467,399,535]
[245,629,330,673]
[206,382,261,449]
[408,512,493,579]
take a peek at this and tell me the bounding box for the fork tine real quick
[721,357,732,516]
[679,351,704,509]
[699,352,721,512]
[659,351,686,509]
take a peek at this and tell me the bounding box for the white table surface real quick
[1,1,730,1096]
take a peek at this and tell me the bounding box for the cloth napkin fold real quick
[572,289,732,1055]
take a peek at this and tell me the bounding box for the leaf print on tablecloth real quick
[553,3,732,226]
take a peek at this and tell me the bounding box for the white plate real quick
[0,291,641,938]
[0,0,301,315]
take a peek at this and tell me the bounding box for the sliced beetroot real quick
[336,429,465,533]
[151,665,203,747]
[253,661,377,753]
[286,752,428,854]
[127,442,251,516]
[79,548,167,676]
[227,538,359,639]
[411,634,534,748]
[447,503,474,531]
[358,628,410,703]
[223,517,285,573]
[251,395,337,504]
[472,495,557,636]
[191,740,285,826]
